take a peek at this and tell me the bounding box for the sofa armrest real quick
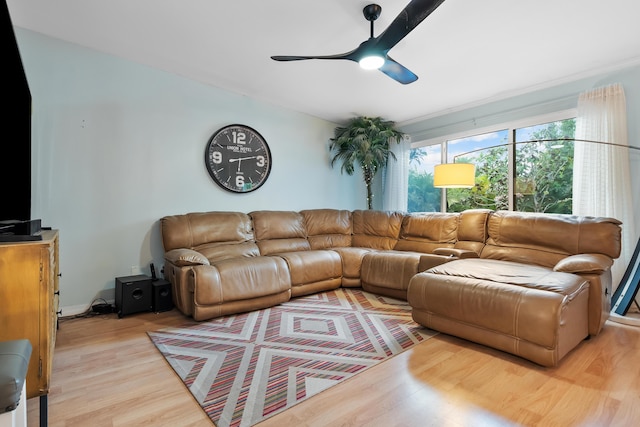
[165,248,210,267]
[554,254,613,275]
[433,248,479,259]
[418,254,457,271]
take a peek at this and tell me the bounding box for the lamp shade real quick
[433,163,476,188]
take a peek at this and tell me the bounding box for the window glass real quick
[446,130,509,212]
[514,119,575,213]
[408,145,441,212]
[408,113,576,214]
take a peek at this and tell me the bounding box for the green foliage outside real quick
[408,119,575,213]
[408,147,441,212]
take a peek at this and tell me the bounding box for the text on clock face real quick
[209,151,266,167]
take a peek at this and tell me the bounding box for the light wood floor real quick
[27,308,640,427]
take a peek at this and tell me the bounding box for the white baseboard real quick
[609,312,640,327]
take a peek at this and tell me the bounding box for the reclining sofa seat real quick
[407,210,622,367]
[334,209,404,289]
[301,209,412,289]
[299,209,364,288]
[481,210,621,335]
[250,210,342,297]
[161,211,291,321]
[361,209,491,300]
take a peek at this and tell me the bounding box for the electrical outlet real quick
[131,265,141,275]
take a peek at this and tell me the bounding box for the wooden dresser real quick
[0,230,59,425]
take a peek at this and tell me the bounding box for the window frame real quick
[411,109,577,212]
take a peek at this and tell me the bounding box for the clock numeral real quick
[256,155,265,167]
[232,131,246,145]
[236,175,245,188]
[211,151,222,164]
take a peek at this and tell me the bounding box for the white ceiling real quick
[7,0,640,125]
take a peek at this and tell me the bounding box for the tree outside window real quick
[408,118,576,214]
[514,119,575,213]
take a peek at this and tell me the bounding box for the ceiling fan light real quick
[359,55,385,70]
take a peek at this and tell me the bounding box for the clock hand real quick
[229,156,260,173]
[228,156,258,162]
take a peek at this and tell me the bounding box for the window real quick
[408,113,575,213]
[408,144,441,212]
[445,130,509,212]
[514,119,575,213]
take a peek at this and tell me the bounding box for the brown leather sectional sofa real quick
[160,208,621,367]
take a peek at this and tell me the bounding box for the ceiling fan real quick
[271,0,446,85]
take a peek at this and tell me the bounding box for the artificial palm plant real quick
[329,116,406,209]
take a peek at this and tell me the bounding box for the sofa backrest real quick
[394,212,458,252]
[481,210,622,267]
[250,210,311,255]
[161,211,259,262]
[300,209,352,249]
[454,209,491,254]
[351,210,403,250]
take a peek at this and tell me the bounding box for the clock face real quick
[205,124,272,193]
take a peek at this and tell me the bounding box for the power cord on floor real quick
[58,298,116,321]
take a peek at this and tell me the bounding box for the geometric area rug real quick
[148,288,437,427]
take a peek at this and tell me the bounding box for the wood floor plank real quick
[27,308,640,426]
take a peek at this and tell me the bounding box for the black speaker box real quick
[152,279,174,313]
[115,275,153,318]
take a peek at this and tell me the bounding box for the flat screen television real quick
[1,0,32,223]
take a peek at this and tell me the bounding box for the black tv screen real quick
[2,0,31,222]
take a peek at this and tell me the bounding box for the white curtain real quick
[573,83,636,288]
[382,136,410,212]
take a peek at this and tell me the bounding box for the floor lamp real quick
[610,237,640,326]
[433,137,640,325]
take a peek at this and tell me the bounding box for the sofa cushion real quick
[276,250,342,296]
[331,247,376,287]
[196,242,260,262]
[362,251,421,292]
[455,209,491,254]
[250,210,311,255]
[482,211,622,268]
[161,211,254,251]
[351,210,403,249]
[394,212,458,252]
[191,256,291,305]
[189,256,291,321]
[300,209,352,249]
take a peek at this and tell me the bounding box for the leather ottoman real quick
[407,258,590,367]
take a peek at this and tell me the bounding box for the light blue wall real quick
[16,28,367,311]
[400,62,640,239]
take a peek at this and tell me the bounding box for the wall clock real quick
[204,124,272,193]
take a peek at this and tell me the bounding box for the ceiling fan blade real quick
[375,0,446,52]
[379,56,418,84]
[271,50,357,62]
